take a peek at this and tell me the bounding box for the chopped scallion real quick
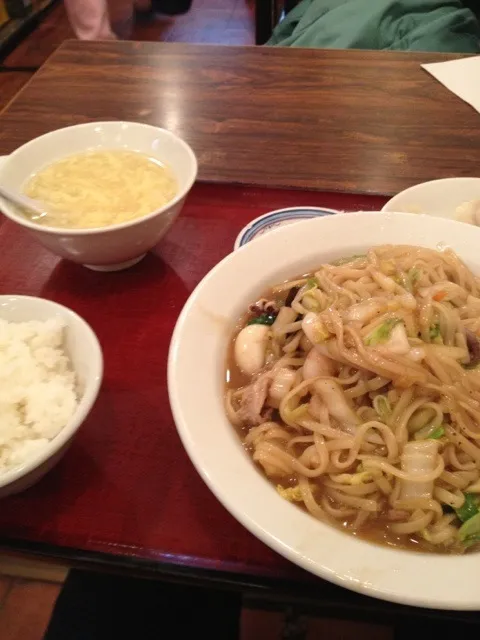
[247,313,276,326]
[365,318,401,346]
[414,424,445,441]
[459,511,480,547]
[456,493,480,524]
[429,323,441,341]
[373,395,391,420]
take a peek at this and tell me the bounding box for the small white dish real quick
[234,206,339,249]
[169,211,480,610]
[0,122,197,271]
[0,295,103,497]
[383,177,480,221]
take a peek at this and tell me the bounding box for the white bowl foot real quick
[84,254,146,272]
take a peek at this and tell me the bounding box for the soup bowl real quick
[168,211,480,610]
[0,122,197,271]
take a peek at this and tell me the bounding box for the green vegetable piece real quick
[456,493,480,525]
[306,278,318,290]
[428,425,445,440]
[401,267,421,293]
[373,395,391,420]
[365,318,400,346]
[459,511,480,544]
[408,267,421,285]
[247,313,276,326]
[429,323,441,341]
[413,423,445,441]
[463,533,480,548]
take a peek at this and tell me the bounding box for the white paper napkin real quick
[422,56,480,113]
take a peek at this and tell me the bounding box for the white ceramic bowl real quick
[0,122,197,271]
[168,211,480,610]
[0,295,103,497]
[383,177,480,221]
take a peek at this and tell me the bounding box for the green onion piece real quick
[459,511,480,544]
[397,272,410,291]
[456,493,480,524]
[247,313,276,326]
[365,318,401,346]
[373,395,391,420]
[463,533,480,548]
[428,425,445,439]
[402,267,421,293]
[306,278,318,290]
[413,423,444,440]
[408,267,421,286]
[429,323,441,341]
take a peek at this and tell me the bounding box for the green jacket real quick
[267,0,480,52]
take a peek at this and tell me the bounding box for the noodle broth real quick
[225,245,480,554]
[23,149,178,229]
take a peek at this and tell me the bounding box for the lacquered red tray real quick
[0,184,387,579]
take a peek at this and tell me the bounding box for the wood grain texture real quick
[0,72,31,112]
[0,0,253,114]
[1,41,479,195]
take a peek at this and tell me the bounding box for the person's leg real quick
[64,0,118,39]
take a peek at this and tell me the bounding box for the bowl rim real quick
[168,211,480,610]
[0,121,198,236]
[0,295,103,488]
[234,205,340,250]
[382,176,480,213]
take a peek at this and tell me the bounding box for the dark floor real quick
[0,573,393,640]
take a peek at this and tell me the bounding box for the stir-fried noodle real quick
[226,246,480,553]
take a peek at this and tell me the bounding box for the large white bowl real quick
[0,122,197,271]
[0,295,103,497]
[168,211,480,610]
[383,177,480,220]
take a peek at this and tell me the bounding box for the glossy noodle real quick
[225,245,480,553]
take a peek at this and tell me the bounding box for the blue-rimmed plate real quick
[234,206,339,250]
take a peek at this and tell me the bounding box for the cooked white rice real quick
[0,317,78,472]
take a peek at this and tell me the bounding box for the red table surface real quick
[0,184,387,579]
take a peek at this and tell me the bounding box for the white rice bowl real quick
[0,296,103,496]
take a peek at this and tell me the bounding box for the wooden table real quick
[0,41,479,195]
[1,42,480,623]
